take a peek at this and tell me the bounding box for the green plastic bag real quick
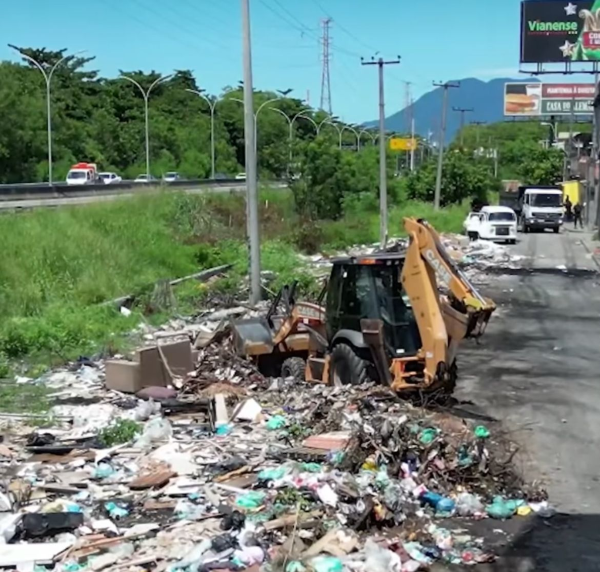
[266,415,287,430]
[474,425,491,439]
[310,555,344,572]
[235,491,266,509]
[419,428,438,445]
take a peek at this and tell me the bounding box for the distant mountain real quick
[364,77,540,143]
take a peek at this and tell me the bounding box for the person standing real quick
[564,196,573,223]
[573,202,583,229]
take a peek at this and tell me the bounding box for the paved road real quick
[0,183,267,211]
[458,229,600,571]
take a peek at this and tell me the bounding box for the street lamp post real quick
[318,119,342,148]
[358,129,376,150]
[341,125,360,151]
[230,97,279,155]
[186,89,217,179]
[12,48,87,184]
[268,107,294,176]
[121,74,173,179]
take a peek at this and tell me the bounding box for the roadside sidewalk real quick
[565,227,600,270]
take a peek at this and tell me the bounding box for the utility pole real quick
[403,81,413,134]
[319,18,333,114]
[452,106,473,146]
[471,120,486,147]
[433,81,460,210]
[241,0,261,305]
[362,55,401,247]
[410,108,416,171]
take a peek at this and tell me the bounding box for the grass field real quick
[0,189,468,370]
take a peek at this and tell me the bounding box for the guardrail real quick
[0,178,285,202]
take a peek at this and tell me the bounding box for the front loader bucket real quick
[231,318,274,357]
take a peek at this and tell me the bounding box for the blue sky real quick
[0,0,545,123]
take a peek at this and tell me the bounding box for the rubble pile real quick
[0,343,552,571]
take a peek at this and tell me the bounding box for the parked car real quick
[235,172,246,180]
[134,174,156,183]
[162,171,181,183]
[463,205,518,244]
[98,172,122,185]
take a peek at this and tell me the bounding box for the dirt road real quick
[459,229,600,571]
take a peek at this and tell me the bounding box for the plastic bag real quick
[436,497,456,515]
[235,491,266,509]
[455,492,484,516]
[419,428,438,445]
[134,417,172,448]
[364,538,402,572]
[266,415,286,430]
[309,555,344,572]
[474,425,491,439]
[486,496,521,519]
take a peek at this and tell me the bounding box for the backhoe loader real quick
[231,281,325,378]
[301,217,496,393]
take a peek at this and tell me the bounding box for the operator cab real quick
[325,254,421,360]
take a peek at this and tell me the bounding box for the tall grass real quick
[0,189,468,365]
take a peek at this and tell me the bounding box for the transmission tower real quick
[320,17,333,114]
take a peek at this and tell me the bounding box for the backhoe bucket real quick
[231,317,275,357]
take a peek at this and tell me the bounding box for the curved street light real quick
[186,89,224,179]
[12,48,87,184]
[359,129,376,147]
[317,119,343,148]
[121,73,173,179]
[294,113,319,133]
[341,125,360,151]
[230,97,279,154]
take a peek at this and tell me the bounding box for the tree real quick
[405,151,499,206]
[514,145,563,185]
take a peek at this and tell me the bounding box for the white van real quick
[463,206,518,244]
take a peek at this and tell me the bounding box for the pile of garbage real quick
[0,347,553,571]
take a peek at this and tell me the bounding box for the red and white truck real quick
[66,162,99,185]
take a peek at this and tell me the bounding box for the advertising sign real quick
[520,1,600,63]
[389,137,417,151]
[504,82,594,115]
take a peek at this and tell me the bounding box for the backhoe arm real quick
[400,217,495,389]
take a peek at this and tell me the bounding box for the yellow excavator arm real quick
[400,217,496,390]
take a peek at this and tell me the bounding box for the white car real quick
[463,206,518,244]
[134,174,156,183]
[235,172,246,180]
[98,172,122,185]
[163,172,181,183]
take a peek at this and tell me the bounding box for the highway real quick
[0,182,284,211]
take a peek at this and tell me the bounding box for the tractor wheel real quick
[281,357,305,382]
[330,344,370,386]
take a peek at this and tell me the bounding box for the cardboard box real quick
[137,340,193,388]
[105,360,142,393]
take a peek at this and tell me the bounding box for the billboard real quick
[389,137,417,151]
[504,82,594,115]
[520,1,600,63]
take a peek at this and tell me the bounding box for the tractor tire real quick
[281,357,305,382]
[330,344,370,386]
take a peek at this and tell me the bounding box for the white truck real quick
[517,186,564,234]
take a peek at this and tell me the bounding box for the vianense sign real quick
[521,1,600,63]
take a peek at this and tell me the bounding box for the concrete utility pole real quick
[452,106,473,146]
[11,47,86,184]
[361,56,401,247]
[593,81,600,229]
[433,81,460,210]
[410,108,416,171]
[122,74,173,178]
[471,120,486,146]
[241,0,261,305]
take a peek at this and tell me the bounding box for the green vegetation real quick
[99,419,142,446]
[455,120,569,184]
[0,382,49,413]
